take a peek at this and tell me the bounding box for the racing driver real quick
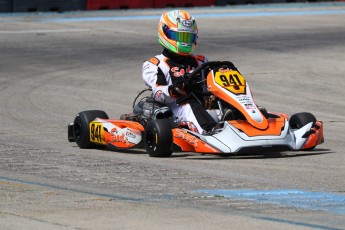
[142,10,217,134]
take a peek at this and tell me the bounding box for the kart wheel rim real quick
[146,130,156,150]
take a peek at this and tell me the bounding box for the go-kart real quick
[68,61,324,157]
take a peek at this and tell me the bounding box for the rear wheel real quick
[289,112,317,129]
[73,110,108,149]
[145,119,173,157]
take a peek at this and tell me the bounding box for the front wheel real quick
[290,112,317,150]
[289,112,317,129]
[73,110,108,149]
[144,119,173,157]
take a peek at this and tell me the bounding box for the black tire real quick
[73,110,108,149]
[145,119,173,157]
[289,112,317,129]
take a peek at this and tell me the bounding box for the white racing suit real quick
[142,49,217,134]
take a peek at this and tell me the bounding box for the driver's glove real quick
[168,78,187,98]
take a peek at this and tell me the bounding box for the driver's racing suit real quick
[142,49,217,134]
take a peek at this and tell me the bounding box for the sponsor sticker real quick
[182,20,192,27]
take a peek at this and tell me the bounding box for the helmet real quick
[158,10,198,56]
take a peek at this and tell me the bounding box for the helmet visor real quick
[165,28,197,43]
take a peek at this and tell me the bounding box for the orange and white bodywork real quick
[89,118,144,149]
[172,129,220,153]
[167,118,322,154]
[166,65,324,154]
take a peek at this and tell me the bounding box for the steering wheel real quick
[176,61,236,105]
[184,61,236,93]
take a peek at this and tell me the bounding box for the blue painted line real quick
[194,189,345,215]
[40,9,345,23]
[0,176,144,202]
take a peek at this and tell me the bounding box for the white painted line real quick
[0,29,91,34]
[41,9,345,23]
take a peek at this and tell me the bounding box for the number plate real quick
[90,122,105,144]
[214,69,246,95]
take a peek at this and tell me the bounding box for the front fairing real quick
[206,68,268,130]
[200,119,293,153]
[174,119,321,154]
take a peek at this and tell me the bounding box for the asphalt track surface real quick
[1,3,345,230]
